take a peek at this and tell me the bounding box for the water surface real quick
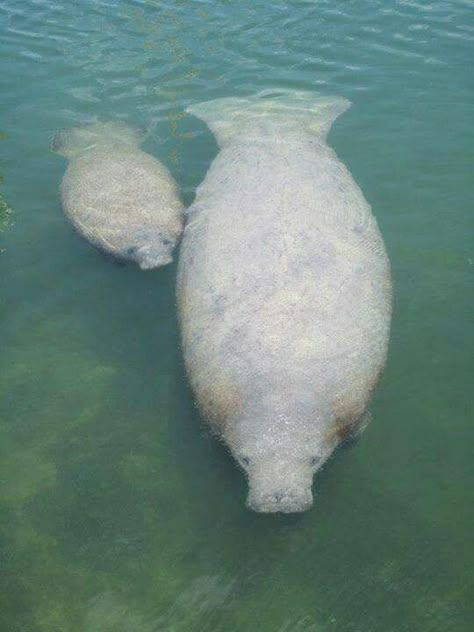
[1,1,472,630]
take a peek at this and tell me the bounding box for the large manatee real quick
[52,121,184,269]
[177,90,392,513]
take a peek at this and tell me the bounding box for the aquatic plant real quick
[0,188,13,234]
[0,132,13,235]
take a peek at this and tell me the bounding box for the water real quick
[0,1,472,630]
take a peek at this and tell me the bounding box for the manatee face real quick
[126,233,177,270]
[244,457,315,513]
[227,416,335,514]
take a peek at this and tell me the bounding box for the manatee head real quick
[227,412,336,514]
[126,233,177,269]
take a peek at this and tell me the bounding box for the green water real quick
[1,1,472,630]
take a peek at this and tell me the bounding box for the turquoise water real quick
[1,0,472,630]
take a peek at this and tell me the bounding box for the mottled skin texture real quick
[177,93,392,513]
[54,122,184,269]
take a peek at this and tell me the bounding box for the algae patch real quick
[0,192,13,233]
[0,131,13,235]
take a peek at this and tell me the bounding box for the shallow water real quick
[0,1,472,630]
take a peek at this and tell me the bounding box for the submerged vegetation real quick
[0,188,13,234]
[0,131,13,235]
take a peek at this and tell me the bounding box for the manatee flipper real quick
[97,246,127,267]
[337,410,373,448]
[351,410,372,439]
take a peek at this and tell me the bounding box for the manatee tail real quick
[187,89,351,146]
[51,121,147,158]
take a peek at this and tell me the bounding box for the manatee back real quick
[180,89,391,427]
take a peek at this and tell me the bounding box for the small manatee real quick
[52,121,184,269]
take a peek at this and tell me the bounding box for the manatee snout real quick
[133,237,177,270]
[245,461,314,514]
[247,488,313,514]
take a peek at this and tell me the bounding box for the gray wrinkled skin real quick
[52,121,184,269]
[177,91,392,513]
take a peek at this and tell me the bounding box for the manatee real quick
[52,121,184,269]
[177,90,392,513]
